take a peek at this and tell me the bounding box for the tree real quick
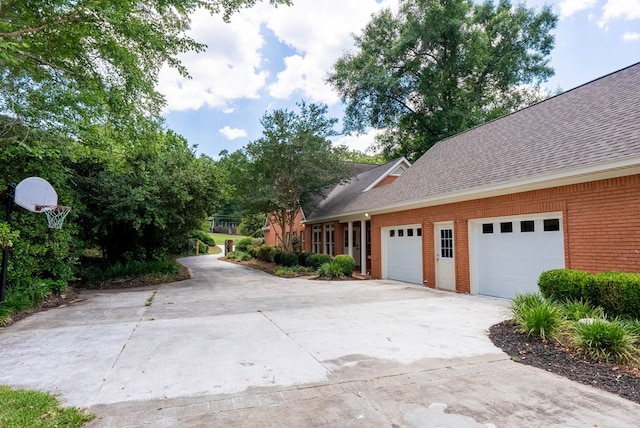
[241,102,350,251]
[334,145,385,164]
[328,0,557,161]
[238,213,266,238]
[0,0,291,141]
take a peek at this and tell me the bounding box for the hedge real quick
[306,253,332,269]
[538,269,640,319]
[332,255,356,276]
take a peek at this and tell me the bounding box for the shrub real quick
[226,251,251,261]
[256,245,275,263]
[574,318,637,363]
[332,254,356,276]
[622,319,640,336]
[273,249,284,265]
[236,237,254,253]
[538,269,594,302]
[593,272,640,319]
[563,299,604,321]
[192,230,216,246]
[307,253,332,269]
[298,252,311,267]
[274,266,315,278]
[280,252,299,267]
[317,262,345,279]
[511,294,565,340]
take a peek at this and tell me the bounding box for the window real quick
[390,229,395,237]
[500,222,513,233]
[324,223,334,256]
[312,225,322,254]
[482,223,494,234]
[521,220,535,233]
[544,219,560,232]
[407,228,414,237]
[417,228,422,236]
[440,229,453,258]
[398,229,404,237]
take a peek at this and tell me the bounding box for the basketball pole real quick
[1,183,16,303]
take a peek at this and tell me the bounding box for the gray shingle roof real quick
[307,158,409,220]
[313,62,640,219]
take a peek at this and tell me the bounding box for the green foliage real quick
[0,221,19,249]
[280,252,299,267]
[622,319,640,336]
[238,213,266,238]
[574,319,637,363]
[192,231,216,247]
[306,253,333,270]
[78,259,179,286]
[511,293,565,340]
[256,245,275,263]
[317,262,345,279]
[226,251,251,261]
[538,269,594,302]
[563,299,605,321]
[274,265,315,278]
[0,385,94,427]
[593,272,640,319]
[239,102,351,251]
[333,254,356,276]
[334,145,385,164]
[236,237,255,253]
[298,252,311,267]
[328,0,557,160]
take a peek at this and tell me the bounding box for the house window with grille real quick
[313,225,322,254]
[324,223,334,256]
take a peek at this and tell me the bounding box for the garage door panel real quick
[384,226,422,284]
[474,216,564,299]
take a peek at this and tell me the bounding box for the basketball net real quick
[36,205,72,229]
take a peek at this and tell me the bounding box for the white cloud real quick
[599,0,640,27]
[333,129,385,153]
[558,0,599,19]
[157,8,268,112]
[266,0,397,103]
[219,126,248,140]
[623,31,640,41]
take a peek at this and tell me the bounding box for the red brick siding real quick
[263,211,306,248]
[370,174,640,293]
[373,175,398,189]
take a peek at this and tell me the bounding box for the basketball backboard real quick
[14,177,58,212]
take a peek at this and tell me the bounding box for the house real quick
[300,62,640,299]
[263,158,411,265]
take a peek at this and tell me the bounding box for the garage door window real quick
[544,219,560,232]
[398,229,404,237]
[390,230,395,237]
[482,223,494,234]
[407,228,414,237]
[521,220,535,232]
[500,222,513,233]
[417,228,422,236]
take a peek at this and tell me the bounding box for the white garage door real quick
[472,215,565,299]
[383,225,423,284]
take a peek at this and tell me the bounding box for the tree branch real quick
[0,13,83,38]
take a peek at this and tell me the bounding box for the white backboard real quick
[14,177,58,212]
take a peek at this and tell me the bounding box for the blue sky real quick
[158,0,640,159]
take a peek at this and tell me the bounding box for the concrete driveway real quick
[1,254,639,427]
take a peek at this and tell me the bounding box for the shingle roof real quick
[307,158,409,220]
[313,61,640,219]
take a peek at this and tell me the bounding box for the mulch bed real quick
[489,320,640,404]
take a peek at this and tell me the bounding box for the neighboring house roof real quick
[307,158,411,220]
[308,61,640,221]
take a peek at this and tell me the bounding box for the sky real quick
[157,0,640,159]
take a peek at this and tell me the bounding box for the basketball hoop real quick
[36,205,72,229]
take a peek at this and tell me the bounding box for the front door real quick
[435,223,456,291]
[344,227,361,267]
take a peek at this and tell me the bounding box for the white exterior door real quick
[344,227,361,267]
[435,223,456,291]
[471,214,565,299]
[382,225,423,284]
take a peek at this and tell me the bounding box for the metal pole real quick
[0,183,16,303]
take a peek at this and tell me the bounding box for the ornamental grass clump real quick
[574,318,637,363]
[317,262,345,279]
[511,293,565,341]
[563,299,605,321]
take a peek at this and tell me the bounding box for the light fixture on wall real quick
[364,212,370,218]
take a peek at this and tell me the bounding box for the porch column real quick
[347,221,353,258]
[360,219,367,274]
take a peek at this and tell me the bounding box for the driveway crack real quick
[259,311,331,373]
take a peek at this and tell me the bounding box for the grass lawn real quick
[208,232,250,246]
[0,386,94,427]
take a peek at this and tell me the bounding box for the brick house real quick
[300,62,640,299]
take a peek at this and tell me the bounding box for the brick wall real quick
[369,174,640,293]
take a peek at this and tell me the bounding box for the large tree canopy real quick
[328,0,557,161]
[239,102,350,251]
[0,0,290,138]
